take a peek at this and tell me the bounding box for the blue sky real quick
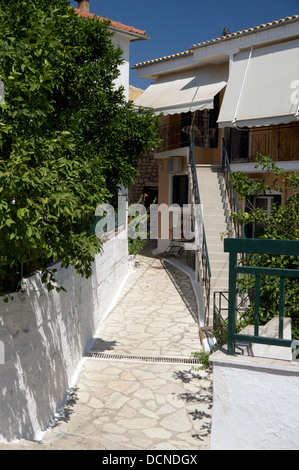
[69,0,298,89]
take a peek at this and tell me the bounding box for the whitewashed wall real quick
[210,349,299,450]
[111,32,131,101]
[0,234,128,442]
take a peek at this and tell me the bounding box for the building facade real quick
[133,15,299,323]
[75,1,148,100]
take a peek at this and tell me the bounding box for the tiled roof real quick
[74,8,148,37]
[133,50,193,68]
[134,14,299,67]
[191,14,299,48]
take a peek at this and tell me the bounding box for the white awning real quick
[134,64,228,115]
[218,39,299,128]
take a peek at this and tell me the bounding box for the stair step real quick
[209,254,229,262]
[205,228,227,236]
[206,241,224,248]
[191,166,233,317]
[211,277,229,285]
[206,224,229,232]
[204,214,227,220]
[202,206,226,213]
[211,266,229,273]
[205,224,228,231]
[210,261,229,270]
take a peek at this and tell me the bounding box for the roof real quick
[129,85,143,101]
[191,14,299,48]
[134,14,299,67]
[74,8,148,39]
[133,50,193,68]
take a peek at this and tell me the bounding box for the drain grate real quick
[85,351,201,365]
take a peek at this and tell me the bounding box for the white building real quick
[75,0,148,100]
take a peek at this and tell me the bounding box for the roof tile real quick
[74,8,147,37]
[191,14,299,48]
[134,14,299,68]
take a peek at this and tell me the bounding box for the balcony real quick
[156,113,219,153]
[227,123,299,163]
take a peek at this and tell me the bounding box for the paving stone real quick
[104,392,130,410]
[0,241,212,451]
[160,408,193,432]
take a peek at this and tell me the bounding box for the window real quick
[245,194,281,238]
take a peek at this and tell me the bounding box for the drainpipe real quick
[78,0,90,12]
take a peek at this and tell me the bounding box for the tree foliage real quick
[0,0,159,296]
[231,155,298,240]
[230,155,299,338]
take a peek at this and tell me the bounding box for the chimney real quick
[78,1,89,12]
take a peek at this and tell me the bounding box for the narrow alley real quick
[0,242,212,450]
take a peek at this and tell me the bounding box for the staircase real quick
[195,165,231,325]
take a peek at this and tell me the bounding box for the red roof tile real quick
[73,8,148,38]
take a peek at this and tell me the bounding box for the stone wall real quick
[130,151,159,204]
[0,233,129,442]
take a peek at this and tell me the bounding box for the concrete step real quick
[201,206,228,213]
[198,185,223,193]
[209,260,229,270]
[203,205,227,213]
[206,241,224,250]
[197,173,221,180]
[205,228,227,237]
[193,166,233,319]
[204,222,228,231]
[211,267,229,275]
[237,317,292,360]
[204,214,228,220]
[209,253,229,262]
[211,279,229,289]
[199,192,224,199]
[205,220,229,229]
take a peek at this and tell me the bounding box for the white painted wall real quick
[210,349,299,450]
[111,32,131,101]
[0,233,129,442]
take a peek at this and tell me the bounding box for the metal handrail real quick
[189,134,211,321]
[222,139,246,239]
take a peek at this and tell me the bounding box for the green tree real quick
[230,155,299,338]
[0,0,159,297]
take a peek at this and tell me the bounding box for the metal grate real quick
[85,351,201,365]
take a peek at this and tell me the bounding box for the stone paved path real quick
[0,242,212,450]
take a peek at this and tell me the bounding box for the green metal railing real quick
[189,134,211,321]
[224,238,299,355]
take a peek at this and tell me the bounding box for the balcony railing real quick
[228,123,299,163]
[157,115,218,153]
[224,238,299,356]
